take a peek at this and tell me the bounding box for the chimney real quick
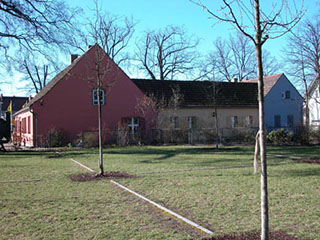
[87,45,92,49]
[231,77,238,83]
[70,54,79,63]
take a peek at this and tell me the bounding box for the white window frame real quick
[171,116,179,129]
[188,116,196,129]
[231,116,238,128]
[128,117,139,134]
[246,115,253,128]
[92,88,105,106]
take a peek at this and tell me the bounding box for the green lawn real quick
[0,145,319,239]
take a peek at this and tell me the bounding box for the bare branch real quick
[136,25,199,80]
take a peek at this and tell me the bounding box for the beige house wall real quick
[158,107,258,142]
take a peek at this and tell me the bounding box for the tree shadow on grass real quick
[279,167,320,177]
[105,146,247,161]
[0,150,97,160]
[0,164,31,168]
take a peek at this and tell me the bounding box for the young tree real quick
[84,45,114,175]
[136,26,199,80]
[190,1,304,239]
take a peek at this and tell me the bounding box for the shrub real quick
[233,130,255,144]
[117,123,129,146]
[45,128,70,147]
[83,132,98,148]
[267,129,294,145]
[310,127,320,144]
[293,126,311,145]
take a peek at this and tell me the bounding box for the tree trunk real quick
[303,74,310,139]
[254,131,259,174]
[98,89,104,175]
[215,107,219,149]
[254,1,269,239]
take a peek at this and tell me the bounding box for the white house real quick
[243,73,304,132]
[307,76,320,129]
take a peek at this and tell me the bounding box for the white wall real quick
[308,83,320,128]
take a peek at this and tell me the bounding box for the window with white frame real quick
[171,116,179,129]
[188,116,196,129]
[92,88,105,105]
[128,117,139,134]
[246,115,253,128]
[231,116,238,128]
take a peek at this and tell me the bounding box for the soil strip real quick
[202,230,311,240]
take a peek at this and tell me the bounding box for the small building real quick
[0,95,28,143]
[132,79,259,144]
[306,75,320,129]
[0,95,28,119]
[14,44,156,147]
[243,73,303,132]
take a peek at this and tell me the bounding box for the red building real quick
[14,44,156,147]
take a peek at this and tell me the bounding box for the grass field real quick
[0,145,319,239]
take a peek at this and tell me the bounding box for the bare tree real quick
[22,62,48,94]
[136,26,199,80]
[262,51,282,76]
[0,0,79,69]
[203,33,280,81]
[190,1,304,239]
[211,37,233,81]
[16,54,63,95]
[72,0,136,67]
[284,22,317,135]
[285,19,320,101]
[84,45,115,175]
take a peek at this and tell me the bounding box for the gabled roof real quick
[24,44,100,108]
[131,79,258,107]
[242,73,284,97]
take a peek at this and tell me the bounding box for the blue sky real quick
[2,0,318,96]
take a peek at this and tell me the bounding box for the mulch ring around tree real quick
[299,157,320,164]
[69,172,136,182]
[202,230,311,240]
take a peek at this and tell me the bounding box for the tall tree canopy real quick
[202,32,281,81]
[71,0,136,67]
[136,25,199,80]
